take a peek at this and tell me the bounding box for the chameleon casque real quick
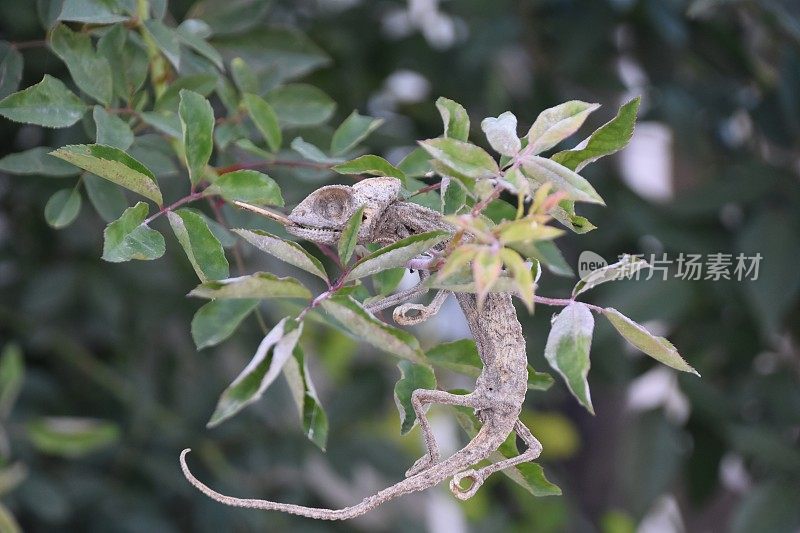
[180,177,543,520]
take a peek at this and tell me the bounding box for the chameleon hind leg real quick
[405,389,487,477]
[450,420,542,500]
[393,289,449,325]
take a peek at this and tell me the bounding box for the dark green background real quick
[1,0,799,531]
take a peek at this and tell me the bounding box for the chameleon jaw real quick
[286,224,342,245]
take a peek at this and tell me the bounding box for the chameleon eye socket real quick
[324,201,344,219]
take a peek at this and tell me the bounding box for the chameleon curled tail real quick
[180,426,497,521]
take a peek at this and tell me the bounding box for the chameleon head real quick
[286,177,402,245]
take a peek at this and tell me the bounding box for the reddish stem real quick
[143,191,206,224]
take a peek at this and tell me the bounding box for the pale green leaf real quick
[140,111,182,138]
[397,148,432,178]
[604,308,699,375]
[548,199,596,234]
[345,230,448,281]
[332,155,406,182]
[521,156,604,205]
[510,240,574,277]
[435,97,470,141]
[50,24,112,105]
[0,75,86,128]
[0,502,21,533]
[330,111,384,155]
[291,137,342,164]
[230,57,258,94]
[207,170,283,205]
[441,178,467,214]
[394,361,436,434]
[266,83,335,126]
[192,299,259,349]
[0,147,79,177]
[168,209,229,282]
[552,97,640,172]
[27,417,119,457]
[44,188,82,229]
[93,106,133,150]
[526,100,600,155]
[233,229,327,281]
[97,23,148,102]
[544,303,595,414]
[283,345,329,450]
[102,202,165,262]
[321,295,425,362]
[572,254,649,298]
[243,93,281,152]
[418,138,499,179]
[338,205,364,264]
[208,319,303,427]
[143,19,181,70]
[481,111,521,156]
[50,144,163,205]
[155,74,217,112]
[189,272,311,300]
[179,89,214,185]
[0,42,23,99]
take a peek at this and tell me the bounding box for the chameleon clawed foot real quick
[393,303,429,325]
[405,452,439,477]
[449,469,485,500]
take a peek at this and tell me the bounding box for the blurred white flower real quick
[637,494,685,533]
[619,122,674,203]
[385,70,431,103]
[626,367,690,424]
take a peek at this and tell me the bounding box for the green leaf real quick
[44,188,82,229]
[0,75,86,128]
[177,23,223,70]
[321,295,425,362]
[97,24,148,102]
[102,202,165,262]
[155,74,217,112]
[0,42,23,99]
[526,100,600,155]
[208,319,303,427]
[419,138,499,179]
[208,170,283,205]
[27,417,119,458]
[283,345,329,450]
[397,148,432,178]
[140,111,182,138]
[435,97,470,141]
[233,229,327,281]
[168,209,229,282]
[345,230,448,281]
[189,272,311,300]
[548,199,596,234]
[604,308,699,376]
[290,137,342,164]
[338,205,364,264]
[58,0,129,23]
[50,144,163,205]
[572,254,650,298]
[243,93,281,152]
[230,57,259,94]
[451,406,560,496]
[93,106,133,150]
[521,156,604,205]
[332,155,406,183]
[265,84,335,126]
[394,361,436,434]
[441,178,467,214]
[330,111,384,155]
[481,111,521,156]
[373,267,405,295]
[510,240,573,277]
[0,344,24,419]
[192,299,259,349]
[179,89,214,185]
[0,147,79,177]
[83,173,128,222]
[544,303,595,414]
[50,24,112,105]
[426,339,553,391]
[552,97,640,172]
[143,19,181,70]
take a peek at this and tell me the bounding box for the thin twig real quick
[11,39,47,50]
[143,191,206,225]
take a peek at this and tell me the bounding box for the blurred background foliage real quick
[1,0,800,531]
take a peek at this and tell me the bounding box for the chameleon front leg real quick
[449,419,542,500]
[405,389,487,477]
